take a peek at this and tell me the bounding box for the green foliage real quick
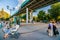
[5,18,9,21]
[21,12,30,20]
[33,16,38,22]
[48,2,60,21]
[37,10,45,21]
[21,14,26,20]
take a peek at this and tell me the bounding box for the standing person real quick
[52,21,59,36]
[3,27,11,39]
[17,19,20,26]
[1,21,3,27]
[3,21,6,27]
[9,18,14,28]
[47,20,53,37]
[5,22,9,28]
[0,21,2,28]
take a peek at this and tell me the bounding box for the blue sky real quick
[33,5,51,16]
[0,0,51,16]
[0,0,25,15]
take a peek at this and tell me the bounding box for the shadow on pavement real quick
[9,32,21,39]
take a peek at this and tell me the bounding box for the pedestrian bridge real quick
[14,0,60,16]
[12,0,60,24]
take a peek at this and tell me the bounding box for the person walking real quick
[3,27,11,39]
[47,20,53,37]
[0,21,2,28]
[17,19,20,26]
[52,21,59,36]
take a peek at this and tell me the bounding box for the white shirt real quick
[49,23,53,36]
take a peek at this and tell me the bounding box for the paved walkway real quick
[18,23,48,33]
[0,23,60,40]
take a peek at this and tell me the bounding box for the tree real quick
[48,2,60,21]
[22,14,26,20]
[37,10,45,21]
[45,13,52,21]
[21,12,30,20]
[33,16,38,22]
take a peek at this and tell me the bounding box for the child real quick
[3,27,11,39]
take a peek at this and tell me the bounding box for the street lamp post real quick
[7,6,15,16]
[7,6,15,27]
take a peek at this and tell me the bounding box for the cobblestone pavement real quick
[0,23,60,40]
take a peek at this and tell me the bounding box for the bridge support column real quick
[26,8,28,24]
[30,10,33,23]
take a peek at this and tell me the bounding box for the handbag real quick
[55,29,59,35]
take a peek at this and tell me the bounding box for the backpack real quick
[48,24,51,29]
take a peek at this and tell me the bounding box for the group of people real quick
[0,21,10,29]
[47,20,59,37]
[0,20,20,39]
[0,19,59,39]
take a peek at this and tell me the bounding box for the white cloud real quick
[15,0,25,10]
[18,0,25,3]
[15,4,20,10]
[4,10,10,14]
